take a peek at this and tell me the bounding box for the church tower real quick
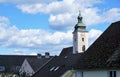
[73,11,88,54]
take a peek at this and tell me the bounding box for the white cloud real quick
[2,28,72,48]
[103,8,120,22]
[16,0,120,31]
[16,0,102,24]
[0,0,119,55]
[0,0,56,4]
[88,29,102,46]
[82,8,101,25]
[0,16,73,55]
[29,52,37,55]
[17,0,102,14]
[0,16,104,55]
[12,49,25,55]
[49,13,76,30]
[0,16,9,28]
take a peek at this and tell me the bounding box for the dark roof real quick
[59,47,73,56]
[0,55,37,72]
[0,55,37,66]
[74,21,120,70]
[32,54,81,77]
[26,56,53,71]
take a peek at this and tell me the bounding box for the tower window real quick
[82,38,84,42]
[74,38,76,41]
[82,45,85,52]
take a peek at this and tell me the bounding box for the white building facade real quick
[73,11,88,54]
[19,59,35,76]
[62,70,120,77]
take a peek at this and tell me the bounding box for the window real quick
[82,45,85,52]
[50,66,60,71]
[82,38,84,42]
[109,71,116,77]
[76,71,83,77]
[0,66,5,71]
[50,67,55,71]
[54,66,60,71]
[16,66,21,71]
[74,38,76,42]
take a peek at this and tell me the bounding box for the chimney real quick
[37,53,42,59]
[45,52,50,58]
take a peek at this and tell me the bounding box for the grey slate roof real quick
[74,21,120,70]
[32,54,81,77]
[59,47,73,56]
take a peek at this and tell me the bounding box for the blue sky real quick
[0,0,120,55]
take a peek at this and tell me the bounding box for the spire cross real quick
[78,10,82,23]
[79,10,81,17]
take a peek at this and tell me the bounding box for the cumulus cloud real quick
[17,0,100,29]
[49,13,76,30]
[12,49,25,55]
[102,8,120,22]
[88,29,102,46]
[0,16,73,55]
[0,16,104,55]
[0,0,56,4]
[16,0,120,31]
[4,29,72,48]
[17,0,102,14]
[0,16,9,27]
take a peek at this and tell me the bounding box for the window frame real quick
[109,71,116,77]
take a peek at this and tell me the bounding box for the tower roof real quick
[75,11,85,27]
[74,11,86,32]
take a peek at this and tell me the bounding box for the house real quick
[64,21,120,77]
[0,55,37,77]
[31,54,82,77]
[32,21,120,77]
[31,12,120,77]
[19,52,53,76]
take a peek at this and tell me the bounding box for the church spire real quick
[74,11,86,31]
[78,10,82,23]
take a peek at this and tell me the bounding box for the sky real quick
[0,0,120,55]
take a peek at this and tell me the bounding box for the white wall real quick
[73,31,88,54]
[19,59,35,76]
[83,70,107,77]
[117,70,120,77]
[64,70,120,77]
[77,32,88,53]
